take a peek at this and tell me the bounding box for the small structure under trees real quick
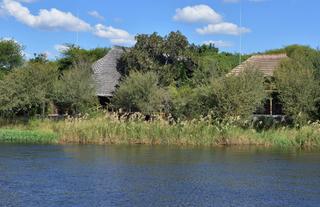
[229,54,288,116]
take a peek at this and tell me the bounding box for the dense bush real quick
[0,60,98,117]
[197,68,266,121]
[275,55,320,124]
[52,60,98,115]
[0,62,58,116]
[112,71,168,114]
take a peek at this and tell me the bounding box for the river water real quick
[0,144,319,207]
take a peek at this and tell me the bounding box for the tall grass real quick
[0,129,58,144]
[1,113,320,148]
[52,113,320,148]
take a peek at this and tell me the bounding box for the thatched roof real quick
[92,46,126,97]
[229,54,288,76]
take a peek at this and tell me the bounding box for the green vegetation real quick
[112,71,168,114]
[0,39,24,71]
[57,44,110,71]
[0,129,57,144]
[274,45,320,125]
[1,32,320,149]
[1,114,320,149]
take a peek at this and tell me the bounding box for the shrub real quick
[274,58,319,124]
[198,68,266,121]
[52,60,98,115]
[112,71,168,115]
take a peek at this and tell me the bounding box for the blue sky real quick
[0,0,319,59]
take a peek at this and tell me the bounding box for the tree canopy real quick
[57,44,110,71]
[274,46,320,124]
[117,31,197,86]
[0,39,24,71]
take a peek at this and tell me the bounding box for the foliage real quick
[4,113,320,149]
[29,53,49,64]
[167,85,198,119]
[274,58,319,124]
[57,44,110,71]
[191,52,247,86]
[52,60,98,115]
[286,45,320,79]
[166,68,266,121]
[0,39,24,71]
[0,129,57,144]
[0,62,58,116]
[112,71,168,114]
[198,68,267,121]
[118,31,197,86]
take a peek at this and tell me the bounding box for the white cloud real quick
[173,4,222,24]
[197,22,250,35]
[2,0,91,32]
[54,44,70,52]
[94,24,135,46]
[203,40,233,48]
[88,10,104,20]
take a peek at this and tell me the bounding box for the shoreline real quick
[1,116,320,149]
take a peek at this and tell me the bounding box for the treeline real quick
[0,42,107,116]
[0,32,320,126]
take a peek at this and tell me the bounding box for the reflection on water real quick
[0,144,319,207]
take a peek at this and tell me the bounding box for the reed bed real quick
[1,113,320,148]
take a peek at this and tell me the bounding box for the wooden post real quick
[270,97,273,115]
[42,102,45,119]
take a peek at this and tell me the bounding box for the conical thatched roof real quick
[229,54,288,76]
[92,46,126,97]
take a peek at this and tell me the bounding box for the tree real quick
[274,58,319,124]
[57,44,110,71]
[52,60,98,115]
[0,62,58,116]
[118,31,197,86]
[29,53,49,64]
[112,71,168,114]
[0,39,24,71]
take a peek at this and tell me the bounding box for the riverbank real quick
[1,114,320,148]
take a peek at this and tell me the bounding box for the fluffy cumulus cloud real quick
[203,40,233,48]
[173,4,250,36]
[197,22,250,35]
[173,4,222,24]
[94,24,136,46]
[1,0,135,46]
[2,0,91,32]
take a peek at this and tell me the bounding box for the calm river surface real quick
[0,144,319,207]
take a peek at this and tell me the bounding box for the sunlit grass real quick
[1,113,320,148]
[0,129,58,144]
